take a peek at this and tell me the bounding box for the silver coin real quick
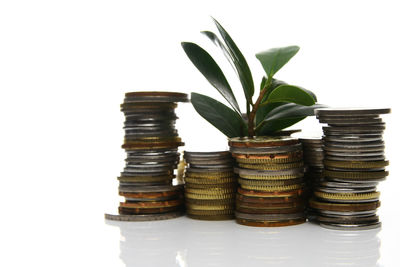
[325,150,385,157]
[319,221,381,230]
[315,108,391,116]
[324,145,385,153]
[125,162,178,168]
[317,117,383,125]
[184,158,234,166]
[316,187,376,194]
[324,136,383,143]
[123,166,176,173]
[105,210,184,221]
[319,181,378,188]
[328,177,386,183]
[118,184,183,193]
[323,127,385,134]
[119,181,171,186]
[184,151,231,158]
[324,155,385,162]
[124,95,189,103]
[230,143,302,155]
[317,209,378,217]
[124,131,178,137]
[124,195,177,201]
[189,163,234,169]
[126,156,180,163]
[325,167,386,172]
[234,167,304,176]
[299,138,323,144]
[120,171,173,177]
[235,211,305,221]
[324,140,384,148]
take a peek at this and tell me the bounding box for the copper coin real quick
[236,206,305,214]
[236,193,305,204]
[120,198,184,209]
[309,199,380,212]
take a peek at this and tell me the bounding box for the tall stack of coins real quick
[229,137,307,227]
[183,151,236,220]
[299,138,324,217]
[105,91,188,221]
[311,108,390,230]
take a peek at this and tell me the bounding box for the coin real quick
[236,217,306,227]
[315,108,391,116]
[104,210,184,221]
[230,143,302,154]
[314,191,380,202]
[324,160,389,169]
[238,187,304,198]
[309,199,380,212]
[319,221,381,230]
[187,214,234,220]
[235,167,304,177]
[229,136,300,148]
[124,91,189,103]
[238,161,304,170]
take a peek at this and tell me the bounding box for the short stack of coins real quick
[299,138,324,217]
[105,91,189,221]
[183,151,236,220]
[311,108,390,230]
[229,136,307,227]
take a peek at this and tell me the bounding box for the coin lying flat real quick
[105,210,184,221]
[315,108,391,116]
[236,217,306,227]
[124,91,189,103]
[309,199,380,212]
[319,221,381,231]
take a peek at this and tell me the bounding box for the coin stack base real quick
[230,136,306,227]
[312,108,390,230]
[106,91,188,221]
[184,151,236,220]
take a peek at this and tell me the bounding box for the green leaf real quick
[265,85,316,106]
[255,78,286,125]
[255,46,300,78]
[256,103,326,134]
[191,93,245,138]
[181,42,241,115]
[201,31,236,72]
[211,18,255,104]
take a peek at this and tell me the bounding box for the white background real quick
[0,0,399,266]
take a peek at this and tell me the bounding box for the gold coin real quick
[323,170,389,179]
[186,204,234,210]
[185,171,235,178]
[314,191,380,201]
[185,187,236,195]
[309,198,380,212]
[187,214,234,220]
[238,178,303,187]
[185,192,235,200]
[240,183,304,192]
[228,136,299,148]
[323,160,389,169]
[239,173,304,180]
[185,183,237,190]
[186,209,234,216]
[238,162,304,170]
[238,187,304,198]
[184,177,236,184]
[185,198,235,205]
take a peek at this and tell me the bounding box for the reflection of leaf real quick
[256,46,300,78]
[181,42,241,115]
[191,93,245,138]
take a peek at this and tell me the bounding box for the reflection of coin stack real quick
[230,137,307,227]
[105,91,188,221]
[183,151,236,220]
[299,138,324,218]
[311,108,390,230]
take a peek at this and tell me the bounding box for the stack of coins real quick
[229,137,307,227]
[183,151,236,220]
[311,108,390,230]
[299,138,324,217]
[105,91,188,221]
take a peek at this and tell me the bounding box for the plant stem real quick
[247,77,272,137]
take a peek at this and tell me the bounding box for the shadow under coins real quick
[105,218,381,267]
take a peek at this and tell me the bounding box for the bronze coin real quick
[316,215,379,224]
[120,198,184,209]
[309,198,380,212]
[119,190,182,200]
[236,193,305,204]
[236,206,305,214]
[119,206,182,215]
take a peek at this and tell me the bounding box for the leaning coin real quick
[104,210,184,221]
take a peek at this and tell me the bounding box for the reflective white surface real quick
[105,217,382,267]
